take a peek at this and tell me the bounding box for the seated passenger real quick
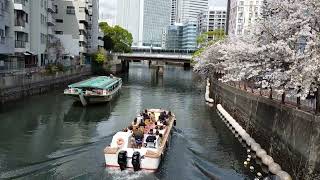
[145,134,157,148]
[148,129,154,135]
[134,128,144,149]
[128,125,133,132]
[132,118,139,128]
[130,136,136,148]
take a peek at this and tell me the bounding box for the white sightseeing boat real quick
[64,76,122,106]
[104,109,176,172]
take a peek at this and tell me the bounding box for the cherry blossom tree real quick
[194,0,320,98]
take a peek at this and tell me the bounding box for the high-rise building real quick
[143,0,171,47]
[88,0,100,53]
[227,0,262,37]
[198,7,227,34]
[170,0,183,25]
[116,0,142,47]
[181,0,208,23]
[116,0,170,48]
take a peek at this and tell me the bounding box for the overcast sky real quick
[99,0,228,25]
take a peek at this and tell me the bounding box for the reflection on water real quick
[0,63,251,179]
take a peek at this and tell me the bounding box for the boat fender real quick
[117,150,127,171]
[116,138,124,147]
[132,151,141,171]
[174,119,176,126]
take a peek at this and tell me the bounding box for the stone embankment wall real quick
[0,67,92,104]
[211,79,320,180]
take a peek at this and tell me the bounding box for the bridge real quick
[116,48,194,62]
[112,48,195,73]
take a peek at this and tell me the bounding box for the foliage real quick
[45,63,65,74]
[193,29,226,61]
[194,0,320,98]
[99,22,133,53]
[93,48,107,64]
[196,29,225,47]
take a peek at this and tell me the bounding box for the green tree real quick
[99,22,133,53]
[93,48,106,64]
[197,29,225,47]
[193,29,226,60]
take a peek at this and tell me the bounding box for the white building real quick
[198,7,227,34]
[227,0,262,37]
[170,0,183,25]
[181,0,208,23]
[53,0,100,64]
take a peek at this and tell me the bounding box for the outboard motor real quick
[118,150,127,171]
[132,151,141,171]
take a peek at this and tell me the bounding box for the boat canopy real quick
[68,76,121,90]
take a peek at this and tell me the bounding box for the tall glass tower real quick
[142,0,171,47]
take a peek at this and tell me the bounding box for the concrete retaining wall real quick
[0,69,91,104]
[211,79,320,179]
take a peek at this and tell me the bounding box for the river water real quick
[0,63,252,180]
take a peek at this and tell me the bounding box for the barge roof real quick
[68,76,121,89]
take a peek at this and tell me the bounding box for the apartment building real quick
[227,0,262,37]
[0,0,15,71]
[53,0,100,64]
[198,7,227,34]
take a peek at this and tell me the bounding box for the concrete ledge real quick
[211,79,320,179]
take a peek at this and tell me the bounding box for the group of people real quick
[122,109,171,149]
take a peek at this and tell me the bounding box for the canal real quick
[0,63,252,179]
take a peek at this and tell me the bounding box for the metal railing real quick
[225,81,317,113]
[14,0,25,5]
[15,40,26,48]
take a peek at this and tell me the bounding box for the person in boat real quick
[128,125,133,133]
[149,112,155,122]
[132,118,139,128]
[133,126,144,149]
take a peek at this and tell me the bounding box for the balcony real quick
[98,39,104,47]
[47,15,55,26]
[14,0,28,11]
[15,40,26,48]
[80,46,87,53]
[79,23,87,32]
[47,1,55,13]
[79,35,87,42]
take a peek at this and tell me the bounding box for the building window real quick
[55,19,63,23]
[54,5,58,13]
[40,33,46,44]
[55,31,63,35]
[66,6,75,14]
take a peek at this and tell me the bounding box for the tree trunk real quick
[269,87,273,99]
[297,97,301,109]
[316,87,320,114]
[281,92,285,104]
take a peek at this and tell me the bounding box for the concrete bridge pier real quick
[183,62,191,69]
[121,60,129,73]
